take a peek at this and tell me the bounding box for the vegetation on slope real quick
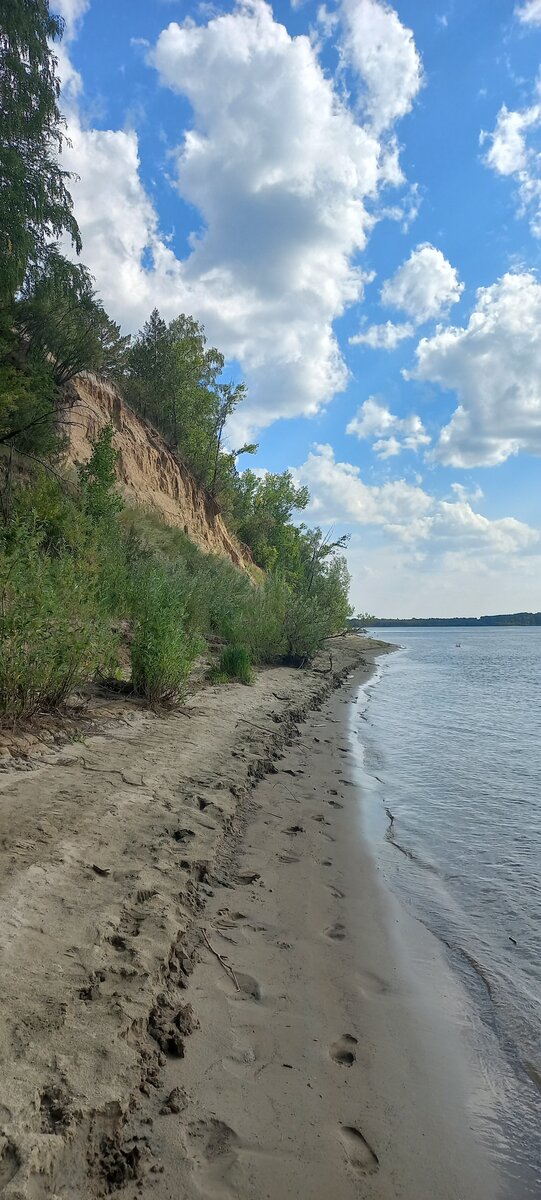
[0,1,353,720]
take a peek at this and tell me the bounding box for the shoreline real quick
[0,634,384,1198]
[113,656,500,1200]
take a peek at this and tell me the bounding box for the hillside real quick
[64,373,253,572]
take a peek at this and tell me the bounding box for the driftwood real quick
[201,929,240,991]
[312,653,333,675]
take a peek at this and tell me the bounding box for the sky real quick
[52,0,541,617]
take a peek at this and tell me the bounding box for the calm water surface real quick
[354,628,541,1196]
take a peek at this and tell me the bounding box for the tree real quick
[231,469,309,571]
[93,303,131,379]
[126,308,171,424]
[16,253,103,385]
[0,1,81,309]
[126,310,241,492]
[208,382,247,496]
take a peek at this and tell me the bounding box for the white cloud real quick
[516,0,541,24]
[294,443,433,526]
[347,396,430,456]
[482,97,541,236]
[450,482,484,503]
[53,0,90,39]
[349,320,414,349]
[317,4,339,36]
[62,0,421,433]
[380,242,464,323]
[293,444,538,557]
[339,0,423,132]
[346,539,541,619]
[408,272,541,466]
[373,435,402,457]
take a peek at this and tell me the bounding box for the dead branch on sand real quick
[202,929,241,991]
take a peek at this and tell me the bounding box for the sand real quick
[0,636,501,1198]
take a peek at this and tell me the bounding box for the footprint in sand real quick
[328,885,345,900]
[325,922,346,941]
[0,1142,20,1187]
[330,1034,358,1066]
[186,1117,240,1190]
[328,799,343,810]
[339,1125,379,1174]
[235,972,262,1000]
[216,910,248,928]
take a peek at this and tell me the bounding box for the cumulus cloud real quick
[293,444,538,555]
[349,320,414,349]
[516,0,541,24]
[339,0,423,132]
[61,0,422,433]
[380,243,464,323]
[294,443,432,525]
[482,95,541,236]
[408,272,541,466]
[61,121,165,330]
[346,396,430,456]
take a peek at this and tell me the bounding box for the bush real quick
[283,591,330,664]
[212,645,253,685]
[0,523,118,718]
[129,561,201,704]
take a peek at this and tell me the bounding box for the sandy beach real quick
[0,635,501,1198]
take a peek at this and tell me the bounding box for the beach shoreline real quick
[110,654,501,1200]
[0,634,382,1197]
[0,634,506,1198]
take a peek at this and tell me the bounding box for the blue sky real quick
[55,0,541,616]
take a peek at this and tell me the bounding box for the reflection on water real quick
[352,628,541,1197]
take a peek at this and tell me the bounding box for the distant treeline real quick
[350,613,541,628]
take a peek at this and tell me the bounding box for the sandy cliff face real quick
[64,373,252,570]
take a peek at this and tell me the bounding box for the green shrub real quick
[283,591,330,664]
[212,645,253,685]
[0,524,118,718]
[129,561,201,704]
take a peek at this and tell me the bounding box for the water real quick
[354,627,541,1196]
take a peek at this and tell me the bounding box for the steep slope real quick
[64,373,253,570]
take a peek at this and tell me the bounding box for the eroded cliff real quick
[64,373,252,570]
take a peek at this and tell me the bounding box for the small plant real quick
[211,645,253,685]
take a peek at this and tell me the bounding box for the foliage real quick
[230,469,309,573]
[78,424,123,524]
[129,560,201,705]
[282,591,331,663]
[16,254,104,385]
[212,645,253,685]
[0,1,81,307]
[0,342,61,460]
[0,520,118,718]
[125,309,252,495]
